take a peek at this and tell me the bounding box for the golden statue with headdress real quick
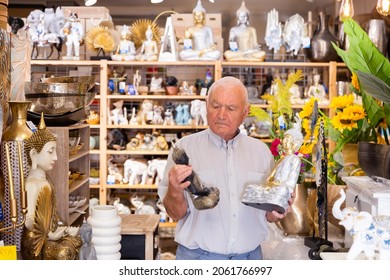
[21,115,82,259]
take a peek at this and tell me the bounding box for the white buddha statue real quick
[224,1,266,62]
[179,0,221,61]
[136,25,159,61]
[307,73,328,105]
[111,25,136,61]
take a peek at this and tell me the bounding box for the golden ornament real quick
[85,25,116,55]
[130,18,161,50]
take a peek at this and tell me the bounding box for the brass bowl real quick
[25,76,97,115]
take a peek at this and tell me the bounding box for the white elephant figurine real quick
[130,194,156,215]
[147,158,167,184]
[190,100,207,126]
[122,158,148,185]
[332,189,390,260]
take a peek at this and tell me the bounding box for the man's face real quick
[207,85,248,141]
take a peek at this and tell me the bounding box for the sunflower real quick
[342,104,366,121]
[351,72,360,92]
[330,94,355,110]
[331,111,359,132]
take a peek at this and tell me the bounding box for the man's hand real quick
[266,191,296,223]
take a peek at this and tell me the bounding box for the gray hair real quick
[207,76,248,104]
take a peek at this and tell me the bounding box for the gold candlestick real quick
[17,141,27,213]
[4,142,18,224]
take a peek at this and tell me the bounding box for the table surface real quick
[120,214,160,235]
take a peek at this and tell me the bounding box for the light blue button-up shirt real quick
[158,128,274,254]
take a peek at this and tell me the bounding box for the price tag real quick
[0,245,17,260]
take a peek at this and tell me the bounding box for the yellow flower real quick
[342,104,366,121]
[331,111,358,131]
[299,142,315,155]
[299,97,320,119]
[330,94,355,110]
[351,72,360,91]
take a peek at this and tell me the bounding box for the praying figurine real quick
[136,25,159,61]
[242,116,303,214]
[111,25,136,61]
[224,1,266,62]
[179,0,221,61]
[264,8,283,53]
[21,115,82,260]
[307,73,328,105]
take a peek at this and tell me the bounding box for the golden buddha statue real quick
[179,0,221,61]
[21,116,82,259]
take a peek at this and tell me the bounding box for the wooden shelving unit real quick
[31,60,346,208]
[47,123,90,226]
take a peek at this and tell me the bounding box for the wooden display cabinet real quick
[47,123,90,226]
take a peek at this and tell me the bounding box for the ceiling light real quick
[377,0,390,16]
[85,0,97,6]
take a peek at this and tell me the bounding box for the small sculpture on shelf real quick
[135,25,159,61]
[149,76,164,93]
[147,158,167,185]
[264,8,283,55]
[108,100,128,125]
[179,81,197,95]
[165,76,179,95]
[307,72,329,105]
[111,25,136,61]
[224,1,266,62]
[242,116,303,214]
[122,159,148,185]
[60,12,84,60]
[78,219,97,260]
[179,0,221,61]
[190,99,207,126]
[175,104,192,125]
[107,128,127,150]
[282,13,305,56]
[22,115,82,260]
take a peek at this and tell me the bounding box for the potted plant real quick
[332,18,390,179]
[164,76,179,95]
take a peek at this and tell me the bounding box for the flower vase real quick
[342,143,359,166]
[0,101,32,250]
[276,183,310,236]
[358,141,390,179]
[305,11,341,62]
[88,205,122,260]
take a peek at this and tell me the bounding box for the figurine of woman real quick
[179,0,221,61]
[21,116,82,260]
[61,12,84,60]
[112,25,136,61]
[224,1,266,62]
[136,25,158,61]
[242,117,303,214]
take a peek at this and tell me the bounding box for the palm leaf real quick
[357,71,390,103]
[249,105,272,123]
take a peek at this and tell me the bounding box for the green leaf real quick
[357,71,390,103]
[384,103,390,128]
[362,92,384,127]
[249,105,272,123]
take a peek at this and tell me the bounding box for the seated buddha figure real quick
[179,0,221,61]
[111,25,136,61]
[21,116,82,260]
[224,1,266,62]
[242,118,303,214]
[135,25,159,61]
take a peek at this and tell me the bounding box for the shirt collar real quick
[207,128,241,150]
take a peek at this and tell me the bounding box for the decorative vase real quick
[342,143,359,166]
[88,205,122,260]
[276,183,310,236]
[0,101,31,250]
[2,101,32,141]
[358,141,390,179]
[305,12,341,62]
[366,19,387,56]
